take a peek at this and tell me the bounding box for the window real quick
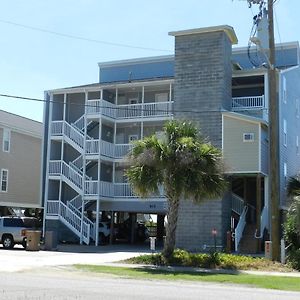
[243,133,254,142]
[128,135,138,142]
[297,136,299,155]
[129,98,138,105]
[155,93,169,102]
[2,129,10,152]
[283,76,287,103]
[296,99,300,118]
[284,162,287,187]
[1,169,8,192]
[283,119,287,146]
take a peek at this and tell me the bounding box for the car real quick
[98,221,116,244]
[0,216,40,249]
[115,219,149,243]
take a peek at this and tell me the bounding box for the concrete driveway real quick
[0,243,152,272]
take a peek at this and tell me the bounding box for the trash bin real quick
[44,231,58,251]
[26,230,41,251]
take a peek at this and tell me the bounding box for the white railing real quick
[102,100,117,118]
[51,121,63,135]
[69,161,91,181]
[72,155,83,170]
[72,115,85,132]
[232,193,245,215]
[59,201,90,245]
[235,206,248,252]
[69,195,82,209]
[48,160,62,175]
[114,183,135,197]
[51,120,84,150]
[85,180,98,195]
[117,101,173,119]
[115,144,132,158]
[46,200,59,216]
[62,161,83,190]
[100,181,114,197]
[86,100,173,119]
[100,140,115,157]
[67,201,96,241]
[63,121,84,149]
[143,102,173,117]
[86,99,116,118]
[45,200,90,244]
[232,95,265,111]
[49,160,83,191]
[86,139,99,155]
[260,205,269,234]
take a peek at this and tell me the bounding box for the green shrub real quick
[125,250,290,271]
[284,197,300,270]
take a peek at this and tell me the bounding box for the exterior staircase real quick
[47,116,97,245]
[238,224,258,254]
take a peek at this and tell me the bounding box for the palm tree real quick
[288,175,300,197]
[126,120,227,258]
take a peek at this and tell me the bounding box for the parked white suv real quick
[0,216,40,249]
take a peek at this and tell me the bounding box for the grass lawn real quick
[73,265,300,292]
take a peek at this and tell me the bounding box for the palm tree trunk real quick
[163,195,180,258]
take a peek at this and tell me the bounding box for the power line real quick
[0,19,172,53]
[0,93,246,115]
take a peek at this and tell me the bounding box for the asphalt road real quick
[0,268,300,300]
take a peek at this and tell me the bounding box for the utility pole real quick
[240,0,280,260]
[267,0,280,262]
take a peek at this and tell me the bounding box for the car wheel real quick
[2,235,14,249]
[22,239,27,249]
[99,233,106,245]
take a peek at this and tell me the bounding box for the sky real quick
[0,0,298,122]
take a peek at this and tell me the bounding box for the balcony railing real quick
[85,140,132,158]
[232,95,265,111]
[86,99,173,119]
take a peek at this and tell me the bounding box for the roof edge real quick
[168,25,238,45]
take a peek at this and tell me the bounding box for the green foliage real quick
[125,249,288,271]
[284,196,300,270]
[288,175,300,197]
[126,120,227,258]
[126,120,227,203]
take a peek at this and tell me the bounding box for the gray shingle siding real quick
[173,30,233,250]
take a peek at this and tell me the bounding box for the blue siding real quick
[99,60,174,83]
[278,66,300,207]
[99,45,298,84]
[232,47,298,70]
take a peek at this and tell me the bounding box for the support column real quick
[109,211,115,245]
[256,174,262,252]
[42,92,53,238]
[157,214,165,244]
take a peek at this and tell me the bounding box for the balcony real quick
[84,181,164,198]
[232,95,265,110]
[86,99,173,120]
[231,95,268,121]
[85,140,132,159]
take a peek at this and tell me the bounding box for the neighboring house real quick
[42,24,300,252]
[0,110,43,212]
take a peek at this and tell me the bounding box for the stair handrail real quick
[232,193,245,215]
[60,161,83,190]
[67,201,96,240]
[234,205,248,252]
[69,161,91,181]
[256,205,269,238]
[72,115,85,132]
[69,195,82,209]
